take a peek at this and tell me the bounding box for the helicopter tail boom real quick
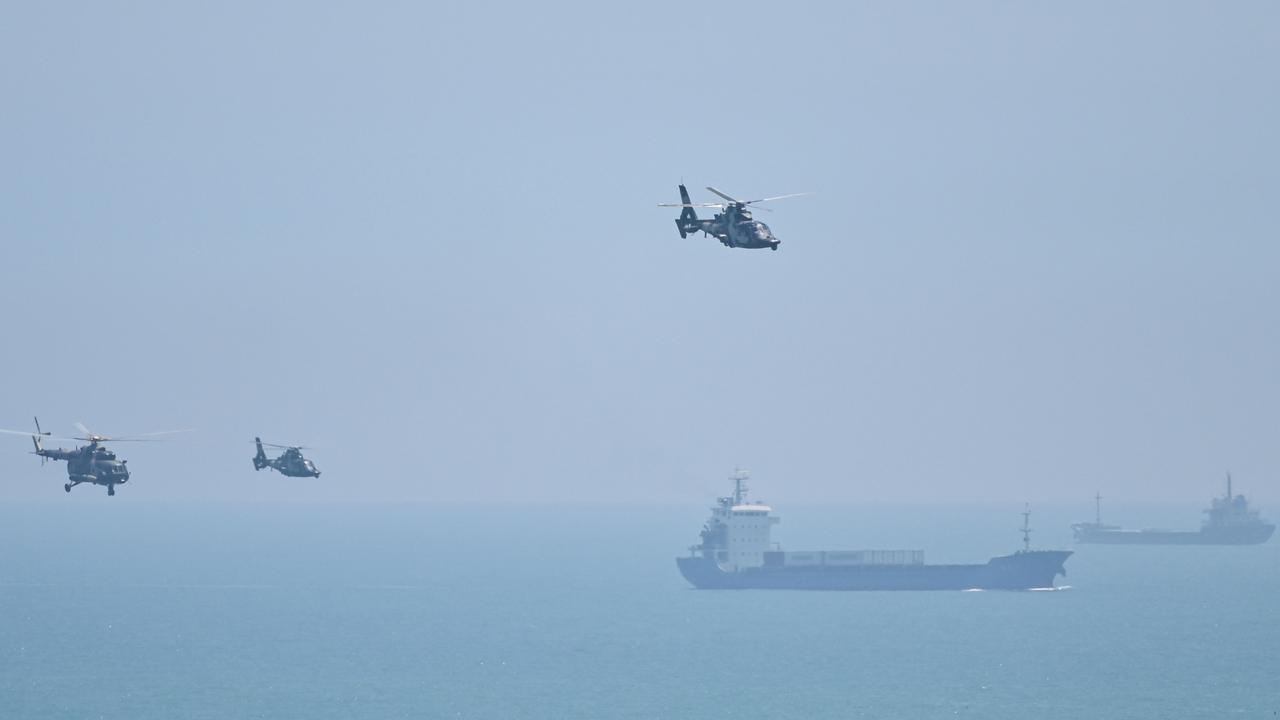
[253,437,269,471]
[675,184,699,238]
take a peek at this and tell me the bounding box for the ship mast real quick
[1020,503,1033,552]
[1227,472,1232,500]
[731,467,749,505]
[1095,492,1103,525]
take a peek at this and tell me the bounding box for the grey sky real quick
[1,2,1277,503]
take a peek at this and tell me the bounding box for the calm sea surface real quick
[1,501,1277,718]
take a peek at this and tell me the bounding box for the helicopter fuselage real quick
[667,184,786,250]
[253,438,321,478]
[690,207,778,249]
[262,457,321,478]
[39,442,130,493]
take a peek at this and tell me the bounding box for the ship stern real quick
[677,556,735,589]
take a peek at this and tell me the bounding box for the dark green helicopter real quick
[0,418,190,496]
[659,184,809,250]
[253,438,321,478]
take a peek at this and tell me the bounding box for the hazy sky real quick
[1,2,1277,503]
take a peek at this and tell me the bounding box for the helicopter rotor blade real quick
[705,186,741,204]
[2,424,190,444]
[257,441,311,450]
[66,424,194,443]
[743,192,812,205]
[0,428,82,443]
[109,429,195,440]
[705,187,811,208]
[657,202,724,209]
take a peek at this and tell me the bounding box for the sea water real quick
[1,501,1277,718]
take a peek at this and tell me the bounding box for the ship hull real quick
[676,550,1071,591]
[1075,525,1275,545]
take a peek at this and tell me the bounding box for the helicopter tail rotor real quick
[0,420,60,465]
[32,417,48,463]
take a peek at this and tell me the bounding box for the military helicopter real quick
[253,437,321,478]
[0,418,189,496]
[659,184,808,250]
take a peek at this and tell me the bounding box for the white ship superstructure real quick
[695,469,779,571]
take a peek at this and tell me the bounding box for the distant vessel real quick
[1072,477,1275,545]
[676,470,1071,591]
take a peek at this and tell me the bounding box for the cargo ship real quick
[676,470,1071,591]
[1072,477,1275,545]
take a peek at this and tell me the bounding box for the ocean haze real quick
[1,2,1278,506]
[2,501,1278,719]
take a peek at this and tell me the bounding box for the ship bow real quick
[984,550,1073,590]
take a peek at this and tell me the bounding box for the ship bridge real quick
[723,503,779,571]
[692,470,782,571]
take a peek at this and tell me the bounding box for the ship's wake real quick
[961,585,1073,593]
